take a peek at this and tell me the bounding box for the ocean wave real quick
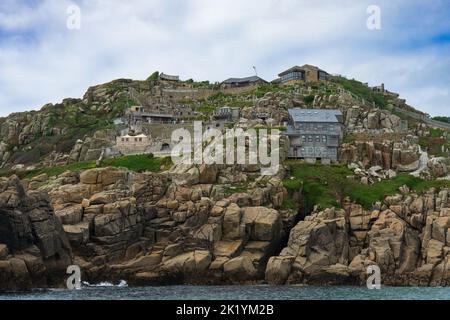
[82,280,128,288]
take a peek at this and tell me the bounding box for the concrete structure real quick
[285,108,344,162]
[372,83,385,93]
[221,76,268,89]
[159,73,180,82]
[125,106,175,125]
[278,64,330,85]
[116,134,151,155]
[213,106,241,122]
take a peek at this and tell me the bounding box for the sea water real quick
[1,285,450,300]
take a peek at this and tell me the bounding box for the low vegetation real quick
[283,161,450,211]
[332,76,388,109]
[351,175,450,208]
[432,116,450,124]
[418,128,449,157]
[283,162,353,211]
[101,154,172,173]
[0,155,173,180]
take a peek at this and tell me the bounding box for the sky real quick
[0,0,450,117]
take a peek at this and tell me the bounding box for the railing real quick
[393,107,450,130]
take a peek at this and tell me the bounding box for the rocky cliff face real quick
[4,163,450,289]
[339,139,421,171]
[266,188,450,286]
[0,176,72,290]
[1,164,290,288]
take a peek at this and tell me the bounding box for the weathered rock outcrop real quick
[0,176,72,290]
[266,188,450,286]
[340,140,420,171]
[7,165,289,287]
[428,157,448,178]
[344,107,405,133]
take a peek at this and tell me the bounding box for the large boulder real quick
[428,157,448,178]
[198,165,218,184]
[0,176,72,290]
[265,256,294,285]
[242,207,283,241]
[223,256,257,282]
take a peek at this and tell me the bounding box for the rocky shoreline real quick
[2,162,450,291]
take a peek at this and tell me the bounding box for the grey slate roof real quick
[278,66,305,77]
[160,73,180,81]
[279,64,328,77]
[288,108,343,123]
[222,76,267,84]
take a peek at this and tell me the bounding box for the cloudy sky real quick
[1,0,450,117]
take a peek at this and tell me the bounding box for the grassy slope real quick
[332,76,388,109]
[283,162,450,210]
[17,155,172,179]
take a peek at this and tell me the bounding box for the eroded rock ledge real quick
[0,176,72,290]
[3,165,450,290]
[266,188,450,286]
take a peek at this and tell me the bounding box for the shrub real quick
[146,71,159,82]
[332,76,387,109]
[303,95,315,105]
[100,154,172,173]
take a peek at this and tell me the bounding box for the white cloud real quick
[0,0,449,117]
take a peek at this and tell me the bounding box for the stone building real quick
[116,134,151,155]
[125,106,175,125]
[159,73,180,82]
[277,64,330,85]
[213,106,241,122]
[221,76,268,89]
[285,108,344,163]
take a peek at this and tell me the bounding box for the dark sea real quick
[0,284,450,300]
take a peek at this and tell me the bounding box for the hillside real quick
[0,71,447,173]
[3,68,450,290]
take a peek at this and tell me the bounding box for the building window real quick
[308,136,313,142]
[316,136,320,142]
[125,138,129,142]
[322,135,327,143]
[302,135,307,143]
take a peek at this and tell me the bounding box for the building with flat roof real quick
[285,108,344,163]
[125,106,176,125]
[221,76,268,89]
[116,133,151,155]
[277,64,330,85]
[160,73,180,82]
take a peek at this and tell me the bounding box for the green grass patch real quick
[351,175,450,208]
[24,161,97,179]
[332,76,387,109]
[11,155,173,180]
[430,128,445,138]
[283,162,353,211]
[283,161,450,211]
[281,198,298,211]
[100,154,172,173]
[224,184,248,197]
